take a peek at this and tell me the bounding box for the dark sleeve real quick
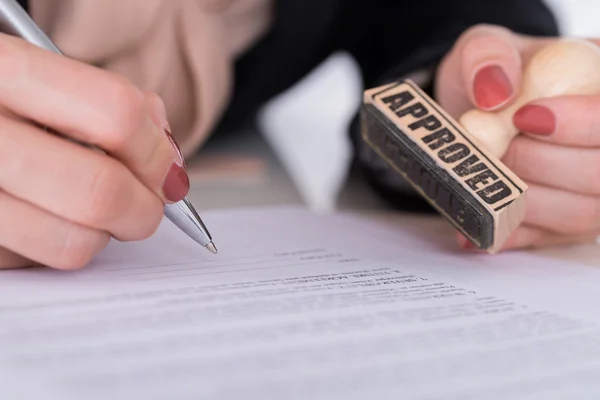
[341,0,559,212]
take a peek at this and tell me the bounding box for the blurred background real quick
[195,0,600,212]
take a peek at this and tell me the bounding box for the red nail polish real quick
[456,233,477,251]
[163,162,190,202]
[473,65,513,110]
[462,241,476,250]
[458,237,475,250]
[164,129,186,168]
[513,105,556,135]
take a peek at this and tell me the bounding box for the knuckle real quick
[81,161,131,228]
[55,227,109,270]
[101,75,145,149]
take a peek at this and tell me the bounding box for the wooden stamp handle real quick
[459,39,600,158]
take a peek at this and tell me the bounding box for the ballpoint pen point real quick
[206,242,218,255]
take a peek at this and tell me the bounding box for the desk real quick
[186,128,600,268]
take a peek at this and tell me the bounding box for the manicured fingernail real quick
[456,233,477,251]
[164,129,186,168]
[460,239,476,250]
[473,65,513,110]
[162,162,190,202]
[513,104,556,135]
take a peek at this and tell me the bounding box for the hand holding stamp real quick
[459,39,600,159]
[361,81,526,253]
[361,38,600,253]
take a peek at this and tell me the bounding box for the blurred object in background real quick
[187,155,268,186]
[257,0,599,212]
[258,52,361,212]
[545,0,599,36]
[186,123,304,210]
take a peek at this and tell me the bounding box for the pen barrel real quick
[0,0,62,53]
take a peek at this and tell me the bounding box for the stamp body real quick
[361,80,527,253]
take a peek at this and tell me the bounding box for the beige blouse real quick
[30,0,274,157]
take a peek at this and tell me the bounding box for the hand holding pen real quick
[0,0,216,270]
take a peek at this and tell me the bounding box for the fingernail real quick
[513,104,556,135]
[162,162,190,202]
[164,129,186,168]
[473,65,513,110]
[456,233,477,251]
[147,95,186,166]
[461,239,476,250]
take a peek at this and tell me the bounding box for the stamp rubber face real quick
[361,80,527,252]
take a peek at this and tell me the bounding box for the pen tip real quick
[206,242,218,254]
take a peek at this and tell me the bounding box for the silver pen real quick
[0,0,218,254]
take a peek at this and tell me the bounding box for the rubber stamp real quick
[361,80,526,253]
[361,39,600,253]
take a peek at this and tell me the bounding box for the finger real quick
[455,226,596,251]
[0,115,164,241]
[0,247,42,270]
[513,94,600,147]
[460,25,522,111]
[521,182,600,235]
[0,190,110,270]
[437,24,522,117]
[501,225,597,251]
[502,135,600,196]
[0,34,187,203]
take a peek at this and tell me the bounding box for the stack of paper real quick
[1,207,600,399]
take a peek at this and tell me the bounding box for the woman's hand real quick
[436,24,600,251]
[0,34,188,270]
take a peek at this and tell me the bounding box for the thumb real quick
[437,24,523,117]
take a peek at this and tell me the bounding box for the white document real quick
[1,207,600,399]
